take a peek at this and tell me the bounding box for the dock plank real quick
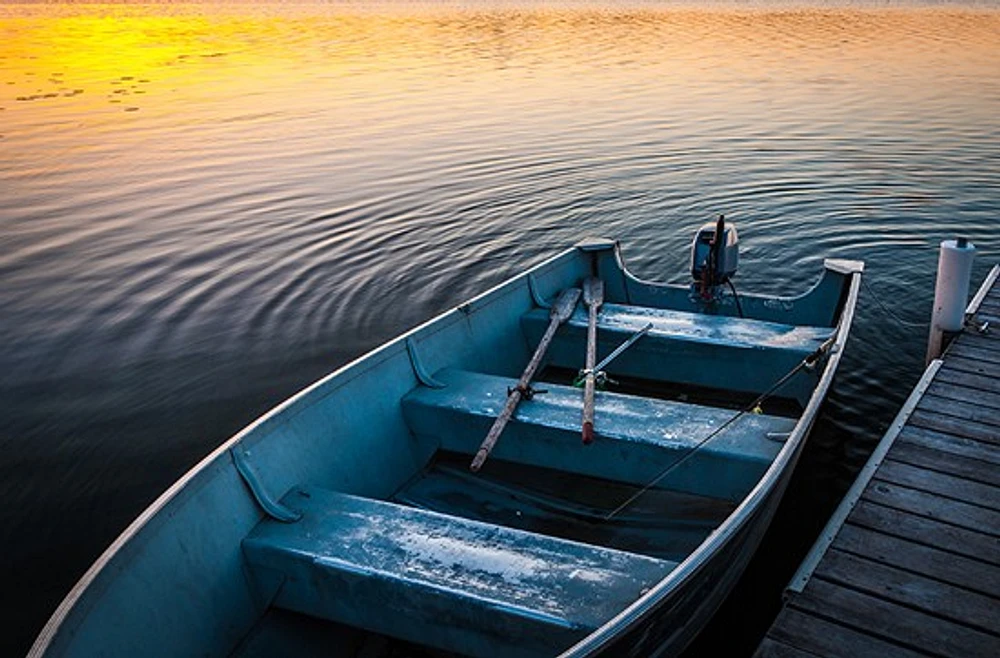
[766,606,929,658]
[847,500,1000,566]
[977,314,1000,330]
[975,307,1000,320]
[793,578,998,658]
[926,380,1000,411]
[915,394,1000,429]
[813,549,1000,635]
[948,341,1000,366]
[952,326,999,343]
[896,426,1000,468]
[941,354,1000,380]
[970,307,1000,319]
[908,408,1000,447]
[875,459,1000,509]
[862,479,1000,534]
[889,439,1000,487]
[833,523,1000,597]
[954,327,1000,348]
[935,365,1000,394]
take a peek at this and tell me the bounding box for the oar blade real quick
[582,276,604,308]
[550,287,582,322]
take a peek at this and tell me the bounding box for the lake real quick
[2,2,998,655]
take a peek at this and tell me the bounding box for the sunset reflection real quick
[3,5,998,124]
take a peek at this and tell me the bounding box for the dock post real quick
[926,238,975,364]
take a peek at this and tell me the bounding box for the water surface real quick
[2,2,999,655]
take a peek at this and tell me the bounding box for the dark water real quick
[2,2,999,655]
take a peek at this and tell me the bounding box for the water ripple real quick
[1,3,999,656]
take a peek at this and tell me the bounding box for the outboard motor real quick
[691,215,738,301]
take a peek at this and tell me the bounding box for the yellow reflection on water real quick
[2,9,286,115]
[1,4,998,152]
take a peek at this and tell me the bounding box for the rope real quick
[862,277,928,329]
[602,335,836,521]
[573,323,652,388]
[726,279,745,318]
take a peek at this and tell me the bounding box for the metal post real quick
[926,237,975,364]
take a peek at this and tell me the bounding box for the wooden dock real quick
[756,265,1000,658]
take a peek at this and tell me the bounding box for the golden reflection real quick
[1,4,998,142]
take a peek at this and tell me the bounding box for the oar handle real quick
[471,389,522,471]
[581,277,603,444]
[582,376,596,444]
[470,287,582,472]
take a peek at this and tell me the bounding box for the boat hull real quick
[30,240,861,658]
[568,411,809,657]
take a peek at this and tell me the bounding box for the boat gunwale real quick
[558,264,862,657]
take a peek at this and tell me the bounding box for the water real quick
[2,2,998,655]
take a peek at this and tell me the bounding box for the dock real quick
[756,265,1000,658]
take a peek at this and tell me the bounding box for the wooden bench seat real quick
[403,369,792,500]
[243,487,676,658]
[521,302,833,398]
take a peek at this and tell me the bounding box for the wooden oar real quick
[581,277,604,444]
[470,287,582,472]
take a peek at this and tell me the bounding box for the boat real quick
[31,223,862,658]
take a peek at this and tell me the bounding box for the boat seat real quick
[403,369,792,500]
[521,302,833,397]
[242,487,676,658]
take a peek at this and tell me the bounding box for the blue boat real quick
[31,227,862,658]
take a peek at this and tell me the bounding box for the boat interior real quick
[35,241,856,658]
[228,244,847,657]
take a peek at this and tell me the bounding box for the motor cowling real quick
[691,216,738,285]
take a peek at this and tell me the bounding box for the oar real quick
[471,287,582,472]
[581,277,604,444]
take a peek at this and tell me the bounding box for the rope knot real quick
[509,384,546,401]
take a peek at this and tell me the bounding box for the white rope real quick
[862,277,928,329]
[603,335,836,521]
